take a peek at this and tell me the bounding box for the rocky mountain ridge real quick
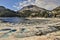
[0,5,60,17]
[18,5,60,18]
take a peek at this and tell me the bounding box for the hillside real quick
[18,5,50,17]
[18,5,60,18]
[52,6,60,17]
[0,5,60,18]
[0,6,18,17]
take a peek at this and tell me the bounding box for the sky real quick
[0,0,60,11]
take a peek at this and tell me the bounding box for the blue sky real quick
[0,0,60,11]
[0,0,27,11]
[0,0,19,11]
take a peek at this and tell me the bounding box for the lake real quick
[0,17,53,24]
[0,17,25,23]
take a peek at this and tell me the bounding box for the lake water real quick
[0,17,25,23]
[0,17,51,24]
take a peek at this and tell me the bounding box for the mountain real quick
[18,5,50,17]
[0,6,5,11]
[53,6,60,11]
[0,6,18,17]
[19,5,46,12]
[0,5,60,18]
[52,6,60,17]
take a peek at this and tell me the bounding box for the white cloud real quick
[13,0,60,10]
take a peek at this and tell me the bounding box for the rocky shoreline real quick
[0,18,60,40]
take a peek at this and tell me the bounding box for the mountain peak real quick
[0,6,5,11]
[19,5,46,12]
[24,5,39,8]
[0,6,5,8]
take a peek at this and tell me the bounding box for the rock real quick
[0,18,60,39]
